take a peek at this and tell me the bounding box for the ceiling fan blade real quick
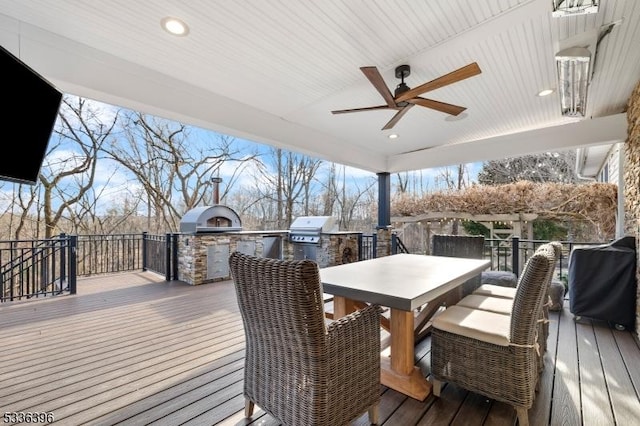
[395,62,481,103]
[407,97,467,116]
[360,66,397,108]
[331,105,395,114]
[382,104,414,130]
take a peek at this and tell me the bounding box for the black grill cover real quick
[568,236,637,329]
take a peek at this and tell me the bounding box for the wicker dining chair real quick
[432,234,486,297]
[538,241,562,367]
[228,251,382,426]
[468,241,562,372]
[430,248,555,426]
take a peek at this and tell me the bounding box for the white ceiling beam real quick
[387,113,627,172]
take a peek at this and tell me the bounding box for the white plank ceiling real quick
[0,0,637,173]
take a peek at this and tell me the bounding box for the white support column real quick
[617,143,625,238]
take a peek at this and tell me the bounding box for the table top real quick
[320,253,490,311]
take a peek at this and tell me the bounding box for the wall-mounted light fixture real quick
[555,46,591,117]
[552,0,599,18]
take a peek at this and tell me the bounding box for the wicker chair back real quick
[229,251,381,426]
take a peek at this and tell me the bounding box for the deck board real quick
[1,272,639,425]
[576,320,615,425]
[594,321,640,425]
[550,302,582,425]
[615,329,640,394]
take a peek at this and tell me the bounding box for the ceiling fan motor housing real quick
[395,64,411,79]
[394,65,411,104]
[394,83,410,105]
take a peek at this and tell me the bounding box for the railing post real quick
[511,235,520,277]
[558,241,565,279]
[165,233,172,281]
[357,233,363,261]
[69,235,77,295]
[372,234,377,259]
[172,233,179,281]
[142,231,148,272]
[391,233,398,254]
[59,233,67,285]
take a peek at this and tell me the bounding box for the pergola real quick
[392,212,537,242]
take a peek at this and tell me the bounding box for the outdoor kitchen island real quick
[177,230,288,285]
[177,214,362,285]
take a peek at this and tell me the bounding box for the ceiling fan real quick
[331,62,481,130]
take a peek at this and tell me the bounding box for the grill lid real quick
[179,205,242,233]
[289,216,337,243]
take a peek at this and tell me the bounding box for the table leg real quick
[332,298,431,401]
[380,308,431,401]
[333,295,359,318]
[413,290,460,342]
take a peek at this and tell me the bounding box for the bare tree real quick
[396,171,409,193]
[434,164,469,234]
[103,111,254,232]
[1,183,40,240]
[67,169,144,235]
[254,148,322,228]
[478,151,577,184]
[333,166,376,230]
[36,97,111,238]
[435,164,469,190]
[322,163,338,216]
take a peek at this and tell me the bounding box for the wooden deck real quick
[2,272,639,425]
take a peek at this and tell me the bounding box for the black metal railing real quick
[484,237,604,278]
[1,231,607,303]
[75,233,144,276]
[360,234,377,260]
[1,233,170,302]
[386,234,606,279]
[393,234,410,254]
[361,232,409,259]
[141,233,179,281]
[0,236,75,302]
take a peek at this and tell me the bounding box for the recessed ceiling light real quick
[388,134,399,139]
[161,17,190,36]
[537,89,554,97]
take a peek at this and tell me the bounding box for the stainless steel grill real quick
[289,216,336,243]
[289,216,336,260]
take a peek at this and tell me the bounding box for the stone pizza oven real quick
[179,204,242,233]
[179,177,242,233]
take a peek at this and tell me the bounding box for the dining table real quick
[319,253,491,401]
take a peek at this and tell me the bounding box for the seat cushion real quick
[432,305,510,346]
[456,294,513,315]
[480,270,518,287]
[473,283,517,299]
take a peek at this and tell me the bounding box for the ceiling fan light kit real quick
[331,62,482,130]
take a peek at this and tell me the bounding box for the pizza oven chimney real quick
[211,176,222,205]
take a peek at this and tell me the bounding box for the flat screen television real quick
[0,45,63,185]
